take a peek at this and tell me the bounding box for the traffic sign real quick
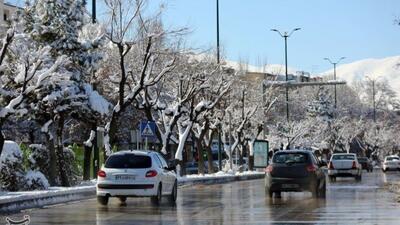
[140,121,156,138]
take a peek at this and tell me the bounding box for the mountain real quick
[322,55,400,95]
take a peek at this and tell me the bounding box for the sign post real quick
[253,140,269,168]
[140,120,156,150]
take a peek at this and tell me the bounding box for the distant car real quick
[185,161,210,174]
[328,153,362,182]
[96,150,177,206]
[265,150,326,198]
[357,157,373,172]
[382,155,400,172]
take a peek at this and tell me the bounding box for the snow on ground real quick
[177,170,264,182]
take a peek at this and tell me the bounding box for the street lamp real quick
[324,57,345,108]
[271,28,301,122]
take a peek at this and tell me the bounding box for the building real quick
[0,0,19,35]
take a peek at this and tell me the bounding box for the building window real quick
[4,13,7,21]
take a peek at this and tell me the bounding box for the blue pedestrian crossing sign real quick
[140,121,156,138]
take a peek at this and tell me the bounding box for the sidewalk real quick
[0,171,265,214]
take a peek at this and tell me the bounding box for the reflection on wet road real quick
[2,171,400,224]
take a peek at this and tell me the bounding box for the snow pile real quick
[0,141,50,191]
[0,141,26,191]
[178,170,264,182]
[24,170,49,190]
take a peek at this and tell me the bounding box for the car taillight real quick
[146,170,158,177]
[352,161,357,169]
[328,162,334,169]
[306,164,317,172]
[97,170,106,178]
[265,165,273,173]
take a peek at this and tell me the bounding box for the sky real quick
[8,0,400,74]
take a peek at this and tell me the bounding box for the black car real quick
[357,157,373,172]
[265,150,327,198]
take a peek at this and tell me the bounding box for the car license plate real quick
[282,184,299,188]
[115,175,135,180]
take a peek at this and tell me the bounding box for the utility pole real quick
[271,28,301,122]
[216,0,223,171]
[324,57,345,109]
[216,0,220,64]
[91,0,99,178]
[92,0,96,23]
[372,79,376,123]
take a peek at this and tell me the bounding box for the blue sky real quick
[9,0,400,74]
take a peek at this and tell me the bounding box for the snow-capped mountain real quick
[322,55,400,95]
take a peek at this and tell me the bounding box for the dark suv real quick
[357,157,373,172]
[265,150,326,198]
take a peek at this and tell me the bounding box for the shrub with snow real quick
[62,146,78,186]
[24,170,50,190]
[28,144,50,179]
[0,141,26,191]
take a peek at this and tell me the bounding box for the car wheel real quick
[151,183,162,205]
[382,169,387,173]
[265,188,273,198]
[118,197,127,203]
[97,196,109,206]
[168,180,178,204]
[275,191,282,198]
[319,181,326,198]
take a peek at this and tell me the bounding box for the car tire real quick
[118,197,127,203]
[319,181,326,198]
[265,188,273,198]
[97,196,109,206]
[151,183,162,205]
[168,180,178,204]
[382,169,387,173]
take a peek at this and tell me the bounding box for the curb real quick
[0,186,95,214]
[0,173,265,214]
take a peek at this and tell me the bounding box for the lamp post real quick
[271,28,301,122]
[324,57,345,108]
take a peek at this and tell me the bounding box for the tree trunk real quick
[45,133,57,186]
[205,145,214,174]
[196,137,205,174]
[248,154,254,171]
[0,128,4,158]
[83,143,92,181]
[56,114,70,187]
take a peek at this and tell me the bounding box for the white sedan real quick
[96,150,177,206]
[382,155,400,172]
[328,153,362,182]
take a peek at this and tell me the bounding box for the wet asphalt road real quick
[1,170,400,225]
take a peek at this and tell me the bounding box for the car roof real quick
[275,150,313,154]
[109,150,155,156]
[332,153,356,156]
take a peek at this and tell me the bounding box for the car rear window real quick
[387,156,399,161]
[332,155,355,160]
[273,153,309,164]
[105,154,152,169]
[358,157,367,162]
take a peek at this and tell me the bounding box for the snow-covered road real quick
[2,171,400,224]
